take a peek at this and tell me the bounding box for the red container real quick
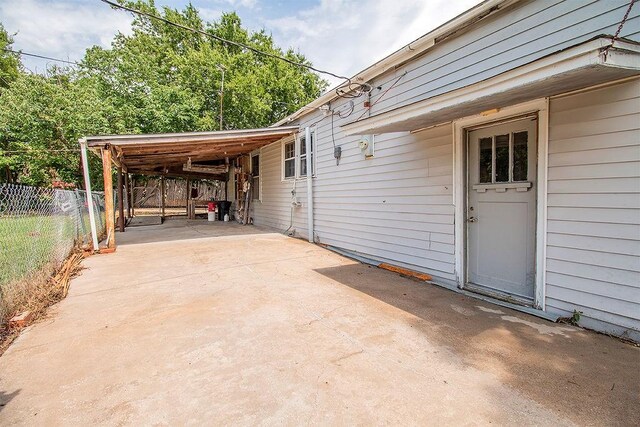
[207,202,217,212]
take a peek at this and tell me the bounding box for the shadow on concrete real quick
[314,262,640,426]
[0,389,19,412]
[115,219,275,246]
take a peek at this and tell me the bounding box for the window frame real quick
[282,139,296,180]
[251,150,261,202]
[298,129,315,178]
[281,128,316,181]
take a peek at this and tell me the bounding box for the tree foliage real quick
[0,1,327,187]
[0,24,20,88]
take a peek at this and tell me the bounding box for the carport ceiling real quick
[86,126,299,175]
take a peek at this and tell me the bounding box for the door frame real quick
[453,98,549,310]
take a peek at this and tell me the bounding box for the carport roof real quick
[85,126,298,176]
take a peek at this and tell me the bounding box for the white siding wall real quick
[368,0,640,117]
[253,135,309,237]
[253,111,456,283]
[312,124,455,283]
[546,79,640,338]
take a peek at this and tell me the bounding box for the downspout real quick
[305,126,314,243]
[79,138,99,252]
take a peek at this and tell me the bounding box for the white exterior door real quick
[466,117,538,302]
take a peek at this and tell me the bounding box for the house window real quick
[251,152,260,200]
[282,129,315,180]
[283,140,295,179]
[299,131,314,177]
[478,131,529,184]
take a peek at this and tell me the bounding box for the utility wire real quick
[100,0,352,85]
[2,149,81,153]
[355,72,407,121]
[602,0,636,60]
[2,48,81,67]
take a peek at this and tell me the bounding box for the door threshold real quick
[464,283,533,307]
[458,287,559,322]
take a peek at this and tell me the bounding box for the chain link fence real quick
[0,184,106,295]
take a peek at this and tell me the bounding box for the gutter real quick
[273,0,519,127]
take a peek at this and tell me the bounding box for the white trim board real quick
[453,98,549,310]
[343,38,640,136]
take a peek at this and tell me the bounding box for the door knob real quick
[468,216,477,223]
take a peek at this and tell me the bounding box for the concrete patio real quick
[0,220,638,425]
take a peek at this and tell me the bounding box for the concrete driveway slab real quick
[0,220,638,425]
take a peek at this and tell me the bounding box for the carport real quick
[78,126,298,251]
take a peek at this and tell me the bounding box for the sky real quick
[0,0,481,87]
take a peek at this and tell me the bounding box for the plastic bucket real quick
[207,211,216,222]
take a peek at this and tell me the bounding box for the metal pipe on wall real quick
[305,126,314,243]
[79,138,99,251]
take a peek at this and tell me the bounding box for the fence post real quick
[75,189,87,243]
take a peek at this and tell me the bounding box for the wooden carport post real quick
[101,147,116,249]
[160,176,166,218]
[186,178,191,217]
[117,166,125,232]
[124,172,131,218]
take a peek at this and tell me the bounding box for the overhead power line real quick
[100,0,352,84]
[2,48,83,67]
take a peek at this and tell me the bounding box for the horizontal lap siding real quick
[312,121,455,282]
[367,0,640,116]
[252,138,310,238]
[546,79,640,337]
[312,105,455,282]
[255,96,455,283]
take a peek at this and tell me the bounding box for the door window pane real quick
[495,134,509,183]
[479,137,492,183]
[513,131,528,181]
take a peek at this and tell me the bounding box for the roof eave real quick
[272,0,519,127]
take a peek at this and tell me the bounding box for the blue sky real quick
[0,0,480,87]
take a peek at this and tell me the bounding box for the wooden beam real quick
[101,148,116,249]
[117,166,125,232]
[182,163,228,175]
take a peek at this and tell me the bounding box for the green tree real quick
[0,23,20,88]
[0,1,327,186]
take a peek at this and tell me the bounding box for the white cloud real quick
[265,0,481,87]
[215,0,258,9]
[0,0,132,71]
[198,7,223,22]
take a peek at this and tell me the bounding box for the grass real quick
[0,215,77,288]
[0,214,95,351]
